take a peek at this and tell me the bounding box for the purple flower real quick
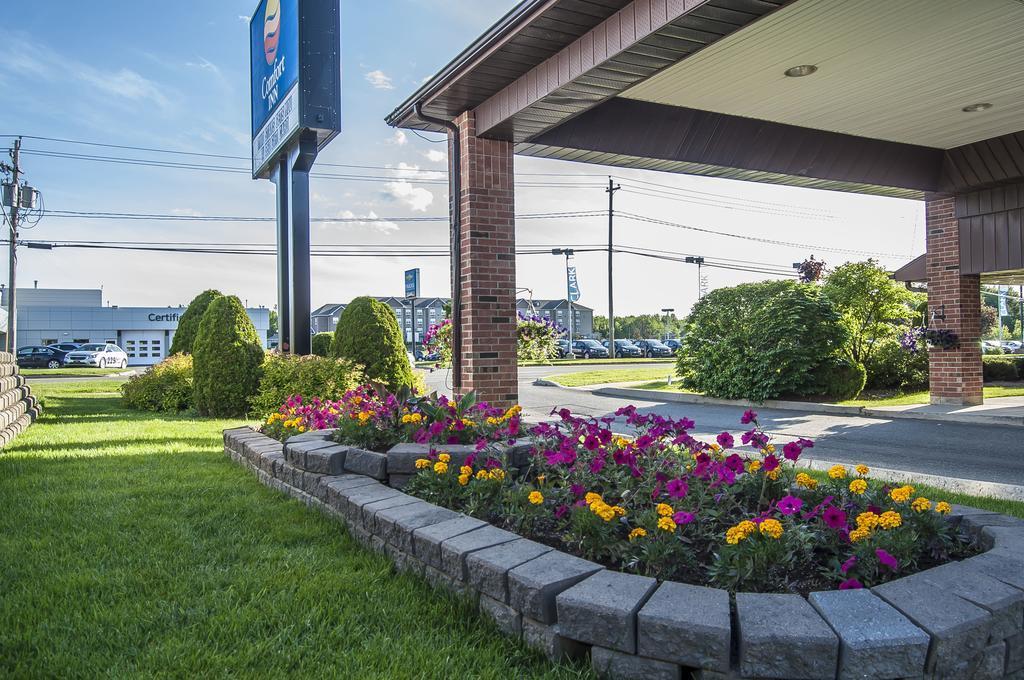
[782,441,802,461]
[716,432,735,449]
[589,456,606,474]
[666,478,689,499]
[673,511,695,525]
[570,484,585,498]
[583,434,601,451]
[822,506,847,530]
[840,556,857,574]
[553,505,569,520]
[724,454,745,474]
[762,454,780,472]
[776,495,803,515]
[839,578,863,590]
[740,409,758,425]
[876,549,899,572]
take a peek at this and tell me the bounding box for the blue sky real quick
[2,1,922,316]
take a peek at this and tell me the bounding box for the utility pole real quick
[606,177,620,355]
[685,256,705,302]
[3,139,21,353]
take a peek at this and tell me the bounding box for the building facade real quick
[6,288,271,366]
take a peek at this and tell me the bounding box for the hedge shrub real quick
[169,289,222,355]
[331,296,414,392]
[864,337,930,392]
[120,354,193,412]
[809,357,867,401]
[311,332,333,357]
[676,281,847,401]
[193,295,265,417]
[249,353,363,417]
[983,355,1023,382]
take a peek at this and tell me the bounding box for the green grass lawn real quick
[1,380,588,678]
[545,367,676,387]
[22,367,132,378]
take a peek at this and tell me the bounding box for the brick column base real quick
[451,111,518,408]
[925,196,983,405]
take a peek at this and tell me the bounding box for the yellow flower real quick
[828,465,847,480]
[486,417,499,426]
[461,418,475,428]
[615,437,630,449]
[536,474,546,484]
[438,453,451,463]
[849,479,868,495]
[849,527,871,543]
[628,527,647,541]
[585,492,603,506]
[890,485,914,503]
[415,458,431,470]
[475,469,489,480]
[878,511,902,529]
[656,503,674,517]
[748,460,762,473]
[856,512,879,530]
[528,491,544,505]
[657,516,677,532]
[766,468,781,481]
[488,468,506,481]
[725,520,757,545]
[460,465,473,476]
[856,464,869,476]
[433,461,448,475]
[759,518,783,539]
[297,426,306,433]
[590,501,616,522]
[935,501,952,515]
[457,474,470,486]
[612,506,626,517]
[911,497,931,513]
[765,444,776,454]
[795,472,817,489]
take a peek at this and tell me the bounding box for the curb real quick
[583,386,1024,429]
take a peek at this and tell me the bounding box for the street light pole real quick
[661,308,674,340]
[552,248,575,345]
[606,178,620,356]
[684,256,705,303]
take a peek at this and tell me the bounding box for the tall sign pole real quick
[251,0,340,355]
[606,178,620,352]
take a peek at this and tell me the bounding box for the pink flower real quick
[776,495,803,515]
[762,454,780,472]
[716,432,735,449]
[839,578,863,590]
[673,511,695,525]
[782,441,802,461]
[822,506,847,530]
[740,409,757,424]
[554,505,569,520]
[666,478,689,499]
[840,556,857,574]
[876,549,899,571]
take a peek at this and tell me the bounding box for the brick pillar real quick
[925,195,983,405]
[451,110,518,407]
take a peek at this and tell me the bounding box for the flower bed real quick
[406,406,974,595]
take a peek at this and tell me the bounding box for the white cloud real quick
[365,69,394,90]
[333,209,399,234]
[387,162,444,181]
[237,15,249,22]
[386,130,408,146]
[185,57,220,76]
[423,149,447,163]
[170,208,203,217]
[78,68,170,109]
[382,181,434,212]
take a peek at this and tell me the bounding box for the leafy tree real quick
[269,309,279,337]
[677,280,847,401]
[170,289,222,355]
[311,332,333,357]
[592,315,609,340]
[822,260,918,366]
[192,295,265,416]
[332,296,414,392]
[981,305,998,337]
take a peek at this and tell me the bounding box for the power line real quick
[40,208,605,223]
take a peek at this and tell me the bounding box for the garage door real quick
[122,331,166,366]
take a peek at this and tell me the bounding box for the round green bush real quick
[169,289,222,355]
[192,295,265,417]
[983,356,1022,382]
[676,281,848,401]
[249,353,363,417]
[864,337,929,391]
[311,332,333,357]
[331,296,413,392]
[810,357,867,401]
[120,353,193,412]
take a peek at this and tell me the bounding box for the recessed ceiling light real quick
[784,64,818,78]
[962,102,993,112]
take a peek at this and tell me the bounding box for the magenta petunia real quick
[666,478,689,499]
[740,409,758,425]
[776,495,803,515]
[673,511,695,525]
[822,506,847,530]
[762,454,780,472]
[782,441,802,461]
[716,432,735,449]
[839,578,863,590]
[840,555,857,574]
[554,504,569,519]
[876,549,899,571]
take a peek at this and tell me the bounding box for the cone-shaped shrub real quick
[193,295,264,416]
[332,296,413,392]
[170,289,222,355]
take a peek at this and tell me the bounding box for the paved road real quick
[425,363,1024,487]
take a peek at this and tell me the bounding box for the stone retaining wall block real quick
[508,550,603,624]
[359,493,420,529]
[386,443,478,475]
[916,561,1024,640]
[637,581,731,672]
[479,593,522,637]
[412,516,488,568]
[374,501,458,553]
[439,525,519,582]
[522,617,589,662]
[556,570,657,654]
[303,444,348,475]
[465,538,552,603]
[344,447,388,480]
[590,645,681,680]
[735,592,839,679]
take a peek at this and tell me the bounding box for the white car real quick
[64,343,129,369]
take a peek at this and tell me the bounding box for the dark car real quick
[633,339,674,358]
[601,339,642,358]
[663,339,683,353]
[572,339,609,359]
[415,349,441,362]
[17,345,69,369]
[47,343,82,353]
[556,339,572,359]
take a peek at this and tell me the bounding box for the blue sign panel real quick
[250,0,300,173]
[567,265,581,302]
[405,268,420,298]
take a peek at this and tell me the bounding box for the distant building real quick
[4,287,271,365]
[311,296,594,342]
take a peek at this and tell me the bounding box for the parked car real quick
[572,339,609,359]
[415,349,441,362]
[663,339,683,353]
[47,342,82,353]
[63,343,129,369]
[17,345,70,369]
[633,339,674,358]
[556,339,572,359]
[601,339,642,358]
[1001,341,1023,354]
